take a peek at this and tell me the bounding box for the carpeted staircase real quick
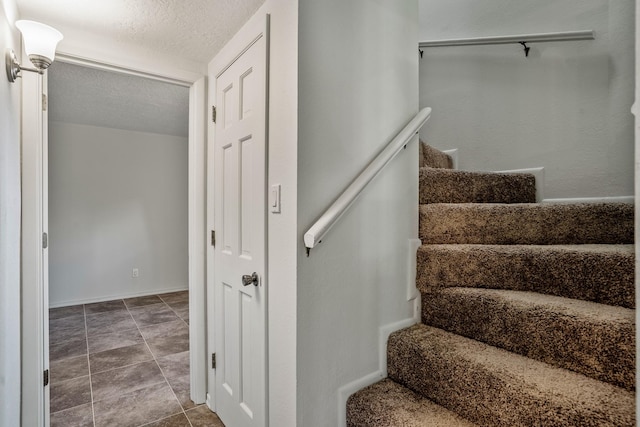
[346,143,636,426]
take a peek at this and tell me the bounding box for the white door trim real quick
[21,55,208,425]
[21,63,49,427]
[188,76,208,403]
[206,13,271,417]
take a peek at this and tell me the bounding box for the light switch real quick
[271,184,281,213]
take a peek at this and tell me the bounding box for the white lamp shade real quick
[15,20,63,63]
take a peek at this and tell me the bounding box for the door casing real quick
[20,54,208,426]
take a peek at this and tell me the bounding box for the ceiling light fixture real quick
[6,20,63,83]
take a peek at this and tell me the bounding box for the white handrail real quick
[304,107,432,253]
[419,30,594,48]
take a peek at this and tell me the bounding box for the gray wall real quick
[297,1,418,425]
[419,0,635,199]
[49,122,188,306]
[0,1,21,425]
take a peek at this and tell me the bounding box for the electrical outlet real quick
[132,268,139,278]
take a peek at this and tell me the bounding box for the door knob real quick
[242,272,259,287]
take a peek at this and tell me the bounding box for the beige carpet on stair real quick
[346,143,635,427]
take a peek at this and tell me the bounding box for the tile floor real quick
[49,291,225,427]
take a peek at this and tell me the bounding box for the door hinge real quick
[42,232,48,249]
[212,106,217,123]
[211,230,216,247]
[43,369,49,386]
[211,353,216,369]
[42,94,47,111]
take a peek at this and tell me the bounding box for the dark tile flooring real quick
[49,291,224,427]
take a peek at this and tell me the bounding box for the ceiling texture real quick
[48,61,190,137]
[15,0,265,137]
[15,0,265,64]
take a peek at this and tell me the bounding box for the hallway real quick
[48,291,223,427]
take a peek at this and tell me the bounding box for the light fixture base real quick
[28,54,51,71]
[5,48,20,82]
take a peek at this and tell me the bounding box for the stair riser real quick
[420,169,536,204]
[421,143,454,169]
[421,290,635,391]
[346,379,477,427]
[420,203,635,245]
[387,326,635,427]
[416,245,635,309]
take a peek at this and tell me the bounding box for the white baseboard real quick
[335,238,423,425]
[442,149,459,170]
[48,285,189,308]
[495,167,545,202]
[336,298,420,427]
[206,393,213,411]
[542,196,635,204]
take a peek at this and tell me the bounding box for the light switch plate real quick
[271,184,281,213]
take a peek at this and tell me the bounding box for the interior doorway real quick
[47,61,190,308]
[46,61,197,425]
[20,55,209,426]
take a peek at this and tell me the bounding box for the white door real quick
[213,31,268,427]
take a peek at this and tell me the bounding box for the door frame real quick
[206,13,270,414]
[21,53,208,426]
[21,60,49,427]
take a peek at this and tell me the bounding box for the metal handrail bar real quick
[419,30,595,48]
[304,107,432,254]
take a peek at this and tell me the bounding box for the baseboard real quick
[336,299,420,427]
[442,149,459,170]
[495,167,545,202]
[206,393,213,411]
[49,285,189,308]
[542,196,635,204]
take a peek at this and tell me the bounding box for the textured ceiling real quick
[49,61,190,137]
[17,0,265,137]
[15,0,266,64]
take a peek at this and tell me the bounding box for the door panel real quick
[240,136,256,258]
[214,31,267,427]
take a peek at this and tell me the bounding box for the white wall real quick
[297,1,418,426]
[419,0,635,199]
[0,0,21,425]
[261,0,298,426]
[48,122,188,306]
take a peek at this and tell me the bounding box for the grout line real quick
[49,332,97,348]
[128,294,194,427]
[156,293,190,326]
[124,301,167,312]
[84,304,97,427]
[159,297,190,328]
[85,326,142,343]
[88,355,157,376]
[137,411,189,427]
[85,316,187,359]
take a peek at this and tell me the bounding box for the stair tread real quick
[422,287,635,390]
[347,379,477,427]
[420,202,634,245]
[419,167,536,204]
[429,286,634,321]
[417,244,635,308]
[388,324,635,427]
